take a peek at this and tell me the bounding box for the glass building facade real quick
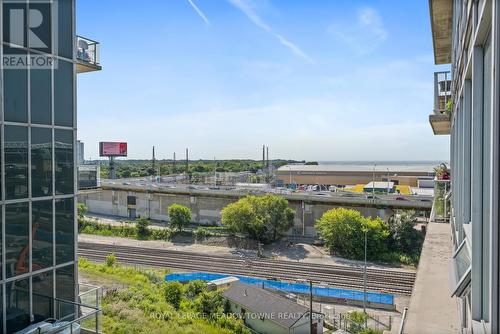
[0,0,100,332]
[429,0,499,333]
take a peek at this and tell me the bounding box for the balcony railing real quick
[433,71,451,115]
[76,36,101,73]
[429,71,452,135]
[430,179,451,223]
[15,284,103,334]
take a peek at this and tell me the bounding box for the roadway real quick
[98,179,433,211]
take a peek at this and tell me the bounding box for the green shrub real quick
[164,281,183,309]
[106,253,117,267]
[193,228,209,241]
[77,203,87,220]
[315,208,389,260]
[149,227,173,241]
[136,217,150,237]
[184,280,206,299]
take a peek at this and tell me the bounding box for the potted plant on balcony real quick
[434,163,450,180]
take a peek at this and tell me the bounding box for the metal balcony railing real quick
[430,179,451,223]
[76,36,100,67]
[14,283,103,334]
[433,71,451,115]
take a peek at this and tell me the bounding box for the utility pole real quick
[309,280,313,334]
[186,148,189,180]
[152,146,156,169]
[387,168,390,194]
[363,229,368,314]
[372,164,376,198]
[214,156,217,187]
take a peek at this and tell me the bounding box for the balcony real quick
[430,179,451,223]
[76,36,102,74]
[13,284,102,334]
[429,71,452,135]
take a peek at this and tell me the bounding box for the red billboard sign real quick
[99,142,127,157]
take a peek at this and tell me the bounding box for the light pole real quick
[372,164,376,197]
[387,168,390,194]
[363,229,368,314]
[288,166,292,188]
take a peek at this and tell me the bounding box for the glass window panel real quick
[55,129,74,194]
[30,68,52,124]
[32,200,53,271]
[54,60,73,127]
[28,1,52,53]
[56,0,73,59]
[56,198,74,264]
[56,265,76,321]
[5,126,28,200]
[481,36,492,321]
[5,203,29,279]
[3,58,28,123]
[31,127,53,197]
[6,278,30,334]
[33,271,54,323]
[2,1,27,48]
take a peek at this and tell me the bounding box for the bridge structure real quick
[78,181,432,238]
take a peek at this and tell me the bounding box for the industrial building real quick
[424,0,499,333]
[0,1,102,333]
[275,164,435,188]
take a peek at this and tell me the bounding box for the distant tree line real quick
[99,159,300,179]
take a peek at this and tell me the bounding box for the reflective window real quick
[32,200,54,271]
[55,129,74,194]
[54,60,74,127]
[6,278,30,334]
[32,127,53,197]
[3,58,28,123]
[2,1,27,48]
[56,265,76,320]
[56,198,74,264]
[31,68,52,124]
[5,126,28,200]
[5,203,29,279]
[33,271,54,323]
[56,0,73,59]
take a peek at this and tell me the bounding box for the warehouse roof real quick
[277,164,437,173]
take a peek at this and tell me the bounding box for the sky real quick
[76,0,450,161]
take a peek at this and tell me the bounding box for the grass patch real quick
[79,258,249,334]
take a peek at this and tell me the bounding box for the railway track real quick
[78,242,416,296]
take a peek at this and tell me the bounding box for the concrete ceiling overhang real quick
[429,0,453,64]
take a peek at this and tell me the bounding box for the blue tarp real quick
[165,272,394,305]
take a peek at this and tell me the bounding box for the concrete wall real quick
[78,189,395,238]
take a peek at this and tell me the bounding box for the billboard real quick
[99,142,127,157]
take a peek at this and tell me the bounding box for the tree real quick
[388,211,423,255]
[77,203,87,220]
[259,194,295,241]
[315,208,389,260]
[163,281,183,309]
[135,217,150,237]
[168,204,191,232]
[221,195,295,243]
[221,198,264,240]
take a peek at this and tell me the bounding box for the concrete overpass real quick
[78,183,432,238]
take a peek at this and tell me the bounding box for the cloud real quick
[186,0,210,25]
[227,0,314,63]
[328,6,387,55]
